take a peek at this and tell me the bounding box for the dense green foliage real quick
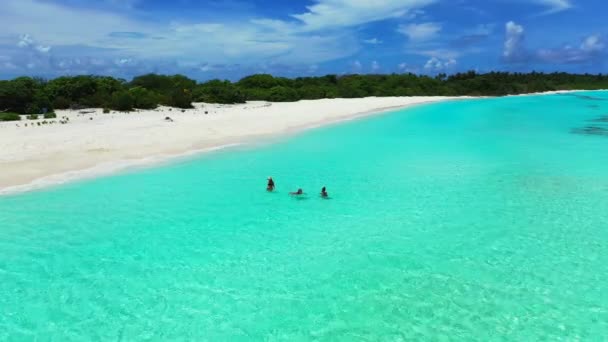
[192,80,245,104]
[131,74,195,108]
[0,112,21,121]
[111,91,135,112]
[1,72,608,113]
[129,87,160,109]
[0,74,195,114]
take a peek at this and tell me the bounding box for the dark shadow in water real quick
[571,126,608,137]
[588,115,608,123]
[560,93,607,101]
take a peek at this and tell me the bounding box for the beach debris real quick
[164,116,174,122]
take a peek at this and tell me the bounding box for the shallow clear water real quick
[1,92,608,340]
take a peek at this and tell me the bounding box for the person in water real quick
[267,177,275,191]
[290,188,304,195]
[320,186,328,198]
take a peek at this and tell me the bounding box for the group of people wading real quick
[266,177,329,198]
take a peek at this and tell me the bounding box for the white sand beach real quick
[0,96,462,193]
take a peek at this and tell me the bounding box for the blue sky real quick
[0,0,605,80]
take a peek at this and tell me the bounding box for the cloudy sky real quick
[0,0,605,80]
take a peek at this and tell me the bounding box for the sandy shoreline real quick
[0,91,589,195]
[0,96,466,195]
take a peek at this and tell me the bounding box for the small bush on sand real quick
[0,113,21,121]
[27,114,39,120]
[44,112,57,119]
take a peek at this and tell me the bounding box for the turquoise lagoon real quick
[1,92,607,340]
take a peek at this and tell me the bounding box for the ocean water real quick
[1,92,608,340]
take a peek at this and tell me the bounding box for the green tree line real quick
[1,71,608,121]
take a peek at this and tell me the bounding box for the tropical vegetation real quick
[1,72,607,118]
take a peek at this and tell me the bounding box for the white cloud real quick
[537,35,605,63]
[424,57,456,72]
[363,38,382,45]
[115,58,135,66]
[580,35,604,53]
[404,9,426,20]
[17,34,34,47]
[351,60,362,72]
[535,0,572,14]
[503,21,605,65]
[469,24,495,36]
[371,60,380,72]
[291,0,437,31]
[0,0,364,72]
[2,0,147,47]
[17,34,51,54]
[35,45,51,53]
[503,21,526,62]
[250,19,296,33]
[397,62,419,74]
[0,0,404,72]
[199,63,213,72]
[398,22,442,42]
[0,0,447,76]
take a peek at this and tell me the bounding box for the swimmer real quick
[320,186,329,198]
[267,177,275,191]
